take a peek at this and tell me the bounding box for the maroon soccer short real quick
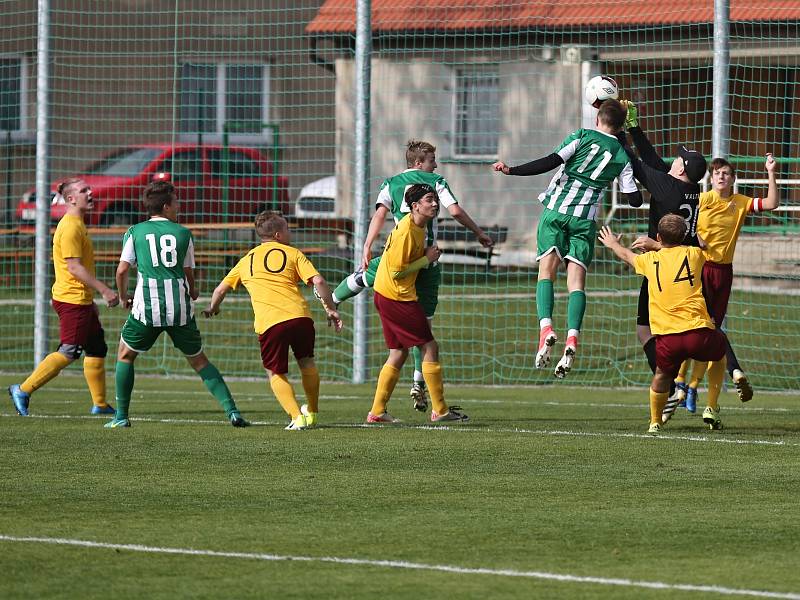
[655,327,727,379]
[702,261,733,326]
[52,300,107,356]
[373,291,433,349]
[258,317,315,374]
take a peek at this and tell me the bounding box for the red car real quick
[16,143,290,226]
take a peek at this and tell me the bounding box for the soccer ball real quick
[585,75,619,108]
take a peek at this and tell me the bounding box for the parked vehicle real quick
[16,143,290,226]
[294,175,336,218]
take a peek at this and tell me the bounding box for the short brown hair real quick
[255,210,286,238]
[143,180,176,216]
[406,139,436,167]
[597,99,627,132]
[57,178,82,197]
[657,214,688,246]
[709,157,736,178]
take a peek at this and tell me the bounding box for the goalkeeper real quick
[329,139,493,413]
[493,99,642,379]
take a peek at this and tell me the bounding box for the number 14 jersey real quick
[120,217,195,327]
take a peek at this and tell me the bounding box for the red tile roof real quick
[307,1,800,33]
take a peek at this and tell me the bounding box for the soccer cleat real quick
[673,382,688,408]
[410,382,428,413]
[685,387,698,414]
[284,414,308,431]
[661,396,681,424]
[535,327,558,369]
[8,384,30,416]
[647,422,661,434]
[702,406,722,430]
[90,404,116,415]
[553,337,577,379]
[229,411,250,428]
[430,406,469,423]
[732,370,753,403]
[300,404,318,428]
[366,412,400,424]
[104,418,131,428]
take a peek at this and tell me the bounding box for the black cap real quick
[677,145,708,183]
[404,183,437,209]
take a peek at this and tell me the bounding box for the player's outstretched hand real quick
[103,288,120,308]
[326,309,343,333]
[492,161,511,175]
[597,226,622,249]
[631,235,661,252]
[477,232,494,248]
[201,307,219,318]
[765,152,776,172]
[621,99,638,129]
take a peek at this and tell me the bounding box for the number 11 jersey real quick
[120,217,195,327]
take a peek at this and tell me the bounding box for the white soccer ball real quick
[585,75,619,108]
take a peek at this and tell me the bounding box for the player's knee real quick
[83,338,108,359]
[57,343,83,360]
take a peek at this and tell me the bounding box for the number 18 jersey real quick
[539,128,637,221]
[120,217,195,327]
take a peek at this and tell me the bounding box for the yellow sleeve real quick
[222,259,242,290]
[633,252,649,277]
[59,222,85,260]
[295,251,320,285]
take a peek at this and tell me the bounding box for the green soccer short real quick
[120,315,203,356]
[365,255,441,318]
[536,208,597,270]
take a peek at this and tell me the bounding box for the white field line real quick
[31,386,800,414]
[2,411,798,448]
[0,535,798,599]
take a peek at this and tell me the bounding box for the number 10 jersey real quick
[119,217,195,327]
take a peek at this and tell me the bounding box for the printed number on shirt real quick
[249,248,287,276]
[576,143,613,180]
[144,233,178,267]
[653,256,695,293]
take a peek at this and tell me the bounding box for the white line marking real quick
[0,535,797,598]
[2,412,798,447]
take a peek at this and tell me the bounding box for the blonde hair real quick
[406,139,436,167]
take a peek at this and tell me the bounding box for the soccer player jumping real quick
[493,99,643,378]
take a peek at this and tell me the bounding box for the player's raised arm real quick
[761,153,780,210]
[598,226,637,267]
[493,154,564,177]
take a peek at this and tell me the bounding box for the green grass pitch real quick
[2,374,800,599]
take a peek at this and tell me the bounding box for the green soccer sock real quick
[199,363,237,418]
[536,279,554,322]
[411,346,425,388]
[567,290,587,332]
[333,271,366,304]
[114,360,135,420]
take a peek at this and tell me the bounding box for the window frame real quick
[0,53,29,138]
[450,64,500,160]
[178,62,271,144]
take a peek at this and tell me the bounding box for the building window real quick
[454,66,500,157]
[179,63,270,140]
[0,56,25,132]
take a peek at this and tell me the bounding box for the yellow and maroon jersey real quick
[698,190,764,264]
[374,214,426,302]
[52,214,95,305]
[223,241,319,334]
[634,245,713,335]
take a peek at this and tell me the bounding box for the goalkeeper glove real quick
[622,100,639,129]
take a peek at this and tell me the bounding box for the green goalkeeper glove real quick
[622,100,639,129]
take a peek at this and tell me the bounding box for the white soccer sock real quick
[539,318,552,330]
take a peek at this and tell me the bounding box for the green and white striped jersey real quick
[120,217,195,327]
[539,129,637,221]
[375,169,457,246]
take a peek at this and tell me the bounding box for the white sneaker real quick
[285,414,308,430]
